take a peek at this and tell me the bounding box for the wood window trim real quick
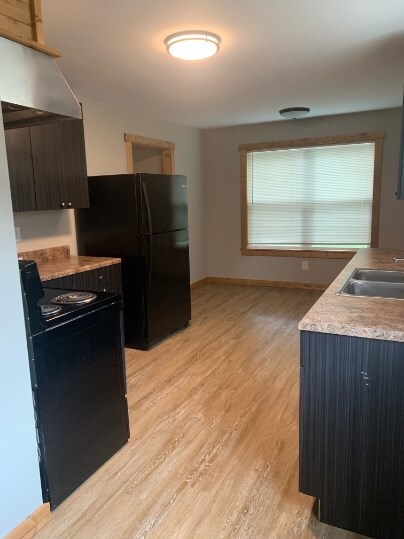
[124,133,175,175]
[240,131,385,259]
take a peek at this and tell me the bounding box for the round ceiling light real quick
[165,31,221,61]
[279,107,310,120]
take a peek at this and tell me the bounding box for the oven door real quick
[32,300,129,509]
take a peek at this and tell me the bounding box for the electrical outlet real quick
[15,226,21,242]
[302,260,309,271]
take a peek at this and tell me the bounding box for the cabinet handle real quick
[98,275,103,281]
[60,202,66,208]
[68,202,72,208]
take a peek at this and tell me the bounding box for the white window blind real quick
[247,142,375,249]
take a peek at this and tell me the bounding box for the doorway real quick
[124,133,175,174]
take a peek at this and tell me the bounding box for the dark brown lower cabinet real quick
[300,331,404,539]
[44,264,122,295]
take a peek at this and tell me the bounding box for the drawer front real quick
[97,282,123,295]
[44,274,75,289]
[44,264,122,293]
[95,281,122,296]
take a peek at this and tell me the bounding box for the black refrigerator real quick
[76,173,191,350]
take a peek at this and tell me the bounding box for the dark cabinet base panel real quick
[44,264,122,295]
[300,331,404,539]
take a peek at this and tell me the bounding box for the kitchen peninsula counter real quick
[298,248,404,343]
[299,248,404,537]
[18,245,121,282]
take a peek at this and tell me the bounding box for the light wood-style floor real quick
[34,284,366,539]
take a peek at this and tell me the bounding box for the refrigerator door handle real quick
[149,236,153,286]
[142,182,153,236]
[143,235,152,286]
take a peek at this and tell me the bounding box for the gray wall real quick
[202,108,403,284]
[133,147,161,174]
[14,95,208,283]
[0,112,42,535]
[2,93,207,536]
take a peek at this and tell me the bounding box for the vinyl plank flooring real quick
[33,284,367,539]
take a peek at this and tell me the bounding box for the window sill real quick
[241,246,358,259]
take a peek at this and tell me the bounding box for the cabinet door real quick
[300,331,404,538]
[44,264,122,294]
[300,330,368,530]
[30,120,89,210]
[5,127,36,211]
[395,91,404,199]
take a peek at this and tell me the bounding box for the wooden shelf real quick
[0,27,61,57]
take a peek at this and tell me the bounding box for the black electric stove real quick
[19,259,130,510]
[36,287,121,332]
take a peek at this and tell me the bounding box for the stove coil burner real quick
[51,291,97,305]
[41,304,63,317]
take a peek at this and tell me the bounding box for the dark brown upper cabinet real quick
[5,127,37,212]
[5,119,89,212]
[396,92,404,199]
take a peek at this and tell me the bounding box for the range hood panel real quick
[0,37,81,121]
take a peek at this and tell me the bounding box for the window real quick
[239,132,384,258]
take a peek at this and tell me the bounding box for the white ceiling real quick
[41,0,404,129]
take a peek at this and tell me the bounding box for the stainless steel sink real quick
[338,268,404,299]
[341,280,404,299]
[350,269,404,284]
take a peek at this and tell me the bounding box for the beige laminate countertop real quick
[37,255,121,282]
[18,245,121,282]
[298,248,404,343]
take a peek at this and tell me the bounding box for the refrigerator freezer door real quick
[142,229,191,346]
[77,174,140,257]
[138,173,188,235]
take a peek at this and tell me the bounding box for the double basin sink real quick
[338,268,404,300]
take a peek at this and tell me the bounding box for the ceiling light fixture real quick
[165,31,221,61]
[279,107,310,120]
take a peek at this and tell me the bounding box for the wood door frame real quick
[124,133,175,175]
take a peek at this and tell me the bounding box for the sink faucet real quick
[393,257,404,263]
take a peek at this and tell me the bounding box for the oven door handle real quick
[119,307,127,394]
